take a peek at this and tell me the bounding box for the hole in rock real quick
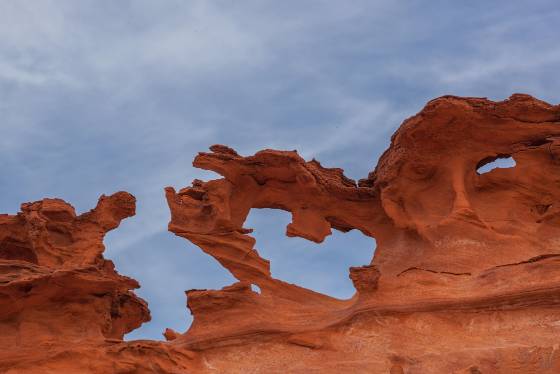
[250,284,261,294]
[476,156,516,175]
[246,208,375,299]
[104,217,236,341]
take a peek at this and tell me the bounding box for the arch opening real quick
[476,155,516,174]
[246,208,375,299]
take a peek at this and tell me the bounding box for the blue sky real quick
[1,1,559,340]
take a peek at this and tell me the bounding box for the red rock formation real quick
[0,193,198,373]
[4,94,560,373]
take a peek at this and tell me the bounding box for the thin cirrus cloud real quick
[1,1,560,340]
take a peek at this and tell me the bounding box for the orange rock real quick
[0,192,200,373]
[4,94,560,373]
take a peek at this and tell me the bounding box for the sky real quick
[1,0,560,340]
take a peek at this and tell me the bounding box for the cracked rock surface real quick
[3,94,560,373]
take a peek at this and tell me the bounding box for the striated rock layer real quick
[3,94,560,373]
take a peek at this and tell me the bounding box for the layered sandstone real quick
[0,193,196,373]
[3,94,560,373]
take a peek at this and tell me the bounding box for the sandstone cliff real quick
[3,94,560,373]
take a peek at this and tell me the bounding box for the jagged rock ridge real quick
[3,94,560,373]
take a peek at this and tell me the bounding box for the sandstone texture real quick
[3,94,560,373]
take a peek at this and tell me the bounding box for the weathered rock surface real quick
[0,193,197,373]
[3,94,560,373]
